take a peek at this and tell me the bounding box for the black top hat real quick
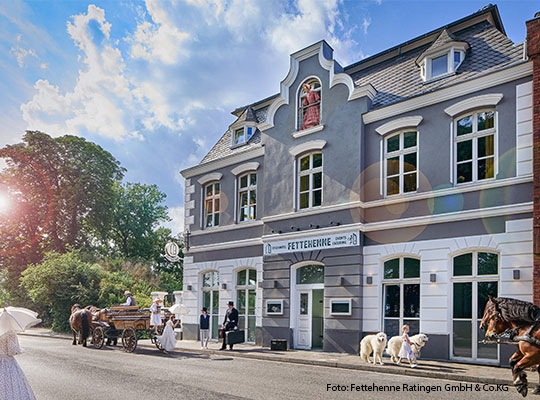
[202,307,208,312]
[228,301,234,306]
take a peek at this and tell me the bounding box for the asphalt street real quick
[16,336,520,400]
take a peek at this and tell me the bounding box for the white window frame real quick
[266,300,284,315]
[297,152,323,210]
[453,108,497,186]
[381,257,421,335]
[201,270,220,340]
[235,268,257,343]
[330,298,352,316]
[204,182,220,228]
[296,76,322,131]
[383,130,419,197]
[423,47,465,82]
[237,172,257,223]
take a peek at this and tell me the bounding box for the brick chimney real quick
[527,12,540,305]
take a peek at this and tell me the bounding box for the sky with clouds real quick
[0,0,538,236]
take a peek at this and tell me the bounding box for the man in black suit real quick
[220,301,238,350]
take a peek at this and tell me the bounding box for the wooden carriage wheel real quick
[151,330,164,352]
[122,327,137,353]
[93,327,105,349]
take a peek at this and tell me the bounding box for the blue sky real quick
[0,0,538,235]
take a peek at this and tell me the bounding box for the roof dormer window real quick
[230,106,257,148]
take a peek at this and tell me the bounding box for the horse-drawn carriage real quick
[91,305,172,353]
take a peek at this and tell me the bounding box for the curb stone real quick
[20,332,526,388]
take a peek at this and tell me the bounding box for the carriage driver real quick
[122,291,136,306]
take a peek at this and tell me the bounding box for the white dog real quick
[360,332,387,365]
[386,333,429,363]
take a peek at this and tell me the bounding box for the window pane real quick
[404,152,416,172]
[387,176,400,195]
[478,281,498,317]
[237,290,246,314]
[478,135,494,158]
[331,302,350,314]
[387,156,399,176]
[235,128,245,143]
[249,190,256,205]
[478,158,494,180]
[313,172,322,189]
[214,183,220,193]
[249,269,257,286]
[457,162,472,184]
[478,111,495,131]
[297,265,324,284]
[214,213,219,226]
[457,115,473,136]
[384,285,400,317]
[211,315,219,339]
[404,258,420,278]
[240,192,248,207]
[206,185,213,196]
[454,51,461,68]
[299,192,309,209]
[237,269,246,286]
[387,135,400,153]
[240,175,248,188]
[404,131,417,148]
[206,214,213,228]
[300,175,309,192]
[248,289,256,315]
[404,173,417,193]
[384,319,400,338]
[478,252,498,275]
[212,290,219,310]
[477,321,498,359]
[214,198,220,212]
[300,156,310,171]
[239,207,247,222]
[312,153,322,168]
[247,127,253,139]
[203,291,210,308]
[212,271,220,286]
[453,282,472,319]
[432,54,448,77]
[404,319,420,336]
[248,316,256,342]
[404,284,420,317]
[250,173,257,186]
[384,258,399,279]
[454,253,472,276]
[457,140,472,162]
[313,190,322,207]
[453,320,472,357]
[250,205,256,219]
[300,293,309,315]
[203,273,211,287]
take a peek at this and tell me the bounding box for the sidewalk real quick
[21,328,520,387]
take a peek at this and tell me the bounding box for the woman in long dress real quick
[149,298,163,334]
[300,82,320,130]
[155,315,180,354]
[0,332,36,400]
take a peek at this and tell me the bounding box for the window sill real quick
[455,177,496,187]
[292,124,324,139]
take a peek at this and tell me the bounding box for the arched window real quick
[296,264,324,284]
[382,257,420,337]
[202,271,220,339]
[298,78,321,130]
[236,269,257,343]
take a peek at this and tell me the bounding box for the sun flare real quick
[0,192,10,213]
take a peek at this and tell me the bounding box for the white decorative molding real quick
[181,146,264,178]
[375,116,423,136]
[444,93,503,117]
[197,172,222,185]
[185,215,195,225]
[363,61,532,125]
[289,140,327,157]
[516,81,533,177]
[292,124,324,139]
[185,200,195,210]
[185,185,195,194]
[231,162,260,176]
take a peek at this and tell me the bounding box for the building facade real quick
[180,5,539,365]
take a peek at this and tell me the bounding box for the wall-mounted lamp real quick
[366,276,373,285]
[430,273,437,283]
[186,285,193,291]
[273,280,279,288]
[340,277,346,286]
[221,283,227,290]
[513,270,521,280]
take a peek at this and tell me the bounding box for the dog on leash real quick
[360,332,387,365]
[386,333,429,363]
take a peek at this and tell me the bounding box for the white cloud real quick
[10,34,38,67]
[162,205,185,236]
[362,17,371,35]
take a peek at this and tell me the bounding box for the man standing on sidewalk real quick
[200,307,210,349]
[220,301,238,350]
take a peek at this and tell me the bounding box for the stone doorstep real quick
[19,331,526,389]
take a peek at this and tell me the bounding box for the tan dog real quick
[386,333,429,363]
[360,332,387,365]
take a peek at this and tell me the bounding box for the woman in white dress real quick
[0,332,36,400]
[155,315,179,354]
[149,298,163,334]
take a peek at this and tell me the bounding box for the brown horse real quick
[480,296,540,397]
[69,304,92,347]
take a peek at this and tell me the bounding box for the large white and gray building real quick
[180,5,537,365]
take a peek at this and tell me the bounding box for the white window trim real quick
[383,130,419,197]
[235,268,257,343]
[444,93,503,117]
[204,182,221,228]
[231,162,260,176]
[453,109,498,186]
[198,172,222,185]
[265,300,284,316]
[295,76,322,132]
[201,270,220,340]
[297,152,323,210]
[237,172,257,223]
[422,45,467,83]
[231,124,256,148]
[289,139,326,157]
[329,298,352,316]
[375,116,423,136]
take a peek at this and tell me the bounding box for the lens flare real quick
[0,192,9,213]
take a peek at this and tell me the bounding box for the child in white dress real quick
[156,316,180,354]
[397,325,417,368]
[0,332,36,400]
[149,298,163,334]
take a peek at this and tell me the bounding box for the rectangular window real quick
[204,182,220,228]
[431,54,448,77]
[234,128,245,145]
[384,131,418,196]
[238,173,256,222]
[298,152,323,209]
[330,299,352,316]
[266,300,283,315]
[455,110,496,184]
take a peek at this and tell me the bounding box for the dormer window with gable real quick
[417,29,469,82]
[231,106,257,147]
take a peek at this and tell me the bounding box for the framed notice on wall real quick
[330,299,352,316]
[266,300,284,315]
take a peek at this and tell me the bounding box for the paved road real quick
[17,336,520,400]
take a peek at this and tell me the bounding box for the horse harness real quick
[491,311,540,347]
